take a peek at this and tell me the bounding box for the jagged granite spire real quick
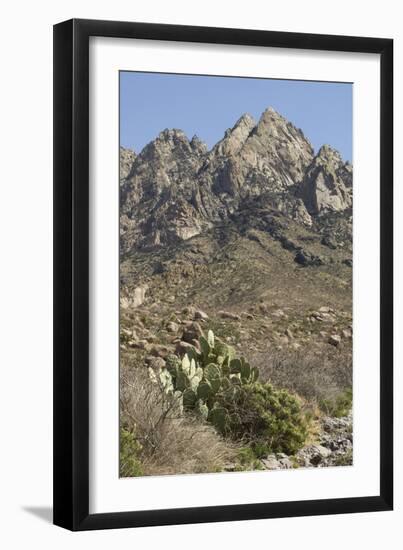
[213,113,256,157]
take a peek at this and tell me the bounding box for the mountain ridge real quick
[120,107,352,253]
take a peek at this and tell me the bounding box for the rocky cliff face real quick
[299,145,352,215]
[120,107,352,253]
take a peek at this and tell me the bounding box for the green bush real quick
[119,429,143,477]
[214,382,308,454]
[235,446,265,471]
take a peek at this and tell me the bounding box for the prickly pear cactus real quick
[207,329,215,348]
[204,363,220,382]
[182,388,197,409]
[148,329,260,429]
[159,369,174,393]
[209,405,229,433]
[199,336,210,360]
[197,399,209,420]
[197,380,213,400]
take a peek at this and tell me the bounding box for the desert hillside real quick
[119,107,353,476]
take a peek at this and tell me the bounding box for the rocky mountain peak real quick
[120,106,352,252]
[255,106,293,132]
[136,128,197,167]
[158,128,188,142]
[258,105,283,123]
[164,129,192,149]
[232,107,314,190]
[316,144,343,164]
[190,135,208,155]
[232,112,256,131]
[255,107,313,155]
[213,113,256,157]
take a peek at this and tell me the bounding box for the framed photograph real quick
[53,19,393,530]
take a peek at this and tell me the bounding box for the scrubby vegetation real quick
[257,347,352,417]
[120,364,237,476]
[120,330,313,476]
[216,382,308,455]
[119,429,143,477]
[159,331,308,452]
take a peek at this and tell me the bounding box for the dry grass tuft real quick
[120,367,236,476]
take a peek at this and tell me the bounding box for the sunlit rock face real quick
[299,145,352,215]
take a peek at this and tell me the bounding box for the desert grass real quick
[120,367,236,476]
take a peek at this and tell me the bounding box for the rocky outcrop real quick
[298,145,352,215]
[120,109,352,253]
[120,284,148,309]
[237,107,314,188]
[119,146,136,181]
[260,412,353,470]
[120,129,211,251]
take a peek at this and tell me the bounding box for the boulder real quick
[261,455,282,470]
[342,328,352,339]
[328,334,341,346]
[272,309,285,318]
[295,249,324,267]
[194,309,209,321]
[278,335,289,345]
[120,285,148,309]
[175,340,197,356]
[166,321,179,333]
[182,306,196,318]
[298,444,332,466]
[276,454,293,469]
[318,306,333,313]
[149,344,172,358]
[321,235,338,249]
[182,322,204,343]
[218,310,241,321]
[145,356,166,370]
[130,285,147,307]
[133,340,152,352]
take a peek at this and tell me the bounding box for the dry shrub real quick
[120,367,236,476]
[142,417,235,476]
[250,346,352,407]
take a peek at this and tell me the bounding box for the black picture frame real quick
[53,18,393,531]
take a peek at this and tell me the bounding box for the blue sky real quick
[120,72,352,162]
